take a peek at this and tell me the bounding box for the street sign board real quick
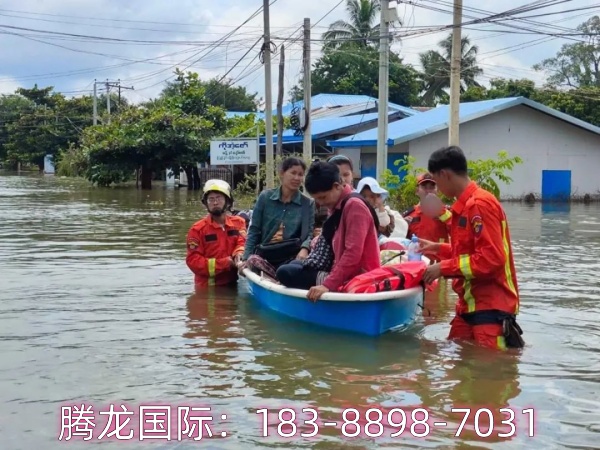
[210,138,258,165]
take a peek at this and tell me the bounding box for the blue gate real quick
[360,153,408,183]
[542,170,571,202]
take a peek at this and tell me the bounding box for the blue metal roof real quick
[278,93,420,118]
[327,97,600,148]
[225,94,419,123]
[259,111,401,145]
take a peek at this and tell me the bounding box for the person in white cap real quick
[355,177,407,238]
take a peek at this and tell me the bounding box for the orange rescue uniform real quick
[403,205,452,262]
[186,214,247,288]
[437,181,520,350]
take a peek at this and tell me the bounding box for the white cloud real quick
[0,0,597,105]
[0,76,22,95]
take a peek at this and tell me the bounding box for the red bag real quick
[341,261,429,294]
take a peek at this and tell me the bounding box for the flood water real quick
[1,174,599,450]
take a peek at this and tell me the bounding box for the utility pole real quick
[263,0,274,189]
[93,79,98,125]
[105,79,134,115]
[106,80,111,123]
[276,44,285,157]
[376,0,391,182]
[448,0,463,146]
[302,18,312,162]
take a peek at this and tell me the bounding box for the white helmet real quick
[202,179,233,205]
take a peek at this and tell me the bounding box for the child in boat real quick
[355,177,407,239]
[276,161,380,301]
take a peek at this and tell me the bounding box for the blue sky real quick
[0,0,597,107]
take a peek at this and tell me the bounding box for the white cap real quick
[356,177,389,200]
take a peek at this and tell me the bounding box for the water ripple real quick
[1,174,599,449]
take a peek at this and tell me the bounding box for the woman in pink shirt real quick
[276,161,381,301]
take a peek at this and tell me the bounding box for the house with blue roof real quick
[224,94,420,179]
[259,109,409,166]
[328,97,600,201]
[225,93,420,121]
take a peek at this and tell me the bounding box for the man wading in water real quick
[420,146,524,351]
[185,179,246,289]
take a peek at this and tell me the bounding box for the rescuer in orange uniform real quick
[186,179,246,289]
[420,146,524,350]
[403,173,451,261]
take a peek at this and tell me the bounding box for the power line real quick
[132,0,280,93]
[0,7,303,29]
[413,0,593,43]
[0,23,263,46]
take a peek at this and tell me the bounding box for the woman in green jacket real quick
[241,157,315,268]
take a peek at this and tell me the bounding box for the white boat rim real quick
[242,268,424,302]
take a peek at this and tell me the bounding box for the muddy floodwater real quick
[1,174,599,450]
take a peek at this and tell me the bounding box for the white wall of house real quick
[401,105,600,199]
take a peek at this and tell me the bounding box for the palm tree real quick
[419,33,483,106]
[322,0,382,50]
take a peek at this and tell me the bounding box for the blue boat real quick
[242,268,424,336]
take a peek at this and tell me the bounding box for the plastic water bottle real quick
[407,234,422,261]
[400,238,412,248]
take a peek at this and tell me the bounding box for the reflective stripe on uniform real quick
[459,254,473,279]
[208,258,216,286]
[501,220,516,294]
[439,210,452,222]
[497,335,507,351]
[501,220,518,313]
[459,254,476,312]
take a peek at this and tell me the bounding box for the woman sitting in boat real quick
[276,161,381,301]
[327,154,355,187]
[240,157,315,271]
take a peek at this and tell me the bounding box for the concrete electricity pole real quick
[376,0,391,182]
[302,18,312,163]
[106,80,111,123]
[276,44,285,157]
[93,79,98,125]
[263,0,275,189]
[92,79,133,125]
[105,79,134,122]
[448,0,463,146]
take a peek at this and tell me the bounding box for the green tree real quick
[288,85,304,103]
[16,84,60,108]
[0,94,35,165]
[306,42,422,106]
[460,77,600,127]
[533,16,600,88]
[76,72,229,190]
[4,86,69,170]
[419,33,483,106]
[160,69,259,111]
[533,86,600,127]
[3,84,124,170]
[81,105,225,189]
[322,0,382,50]
[382,151,523,211]
[461,78,537,102]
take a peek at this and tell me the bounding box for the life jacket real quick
[341,261,430,294]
